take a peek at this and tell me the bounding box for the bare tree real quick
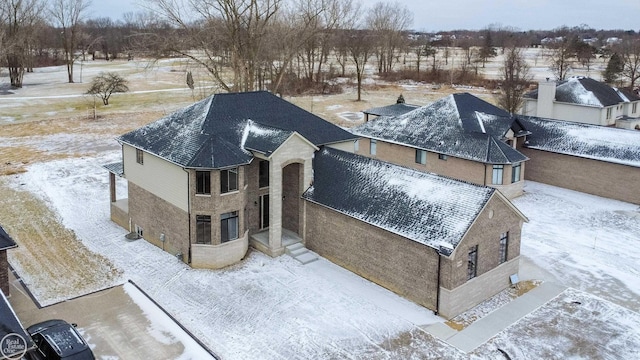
[619,37,640,89]
[497,46,532,114]
[0,0,45,88]
[86,72,129,105]
[49,0,92,83]
[345,29,375,101]
[366,1,412,74]
[548,39,573,81]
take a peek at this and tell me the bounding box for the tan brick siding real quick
[441,194,523,290]
[128,182,190,261]
[1,251,9,296]
[304,201,440,311]
[521,148,640,205]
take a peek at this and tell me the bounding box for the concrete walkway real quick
[425,281,567,353]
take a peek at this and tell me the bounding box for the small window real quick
[438,153,448,161]
[354,139,360,152]
[221,168,238,193]
[511,163,521,183]
[499,232,509,264]
[492,164,504,185]
[415,149,427,164]
[468,245,478,280]
[136,149,144,164]
[259,161,269,188]
[606,107,612,120]
[370,139,377,155]
[221,211,239,243]
[196,215,211,244]
[196,171,211,195]
[135,224,143,238]
[633,102,638,114]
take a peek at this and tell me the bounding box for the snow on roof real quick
[241,120,293,156]
[118,91,357,169]
[352,93,528,164]
[303,148,495,255]
[521,117,640,168]
[525,77,640,107]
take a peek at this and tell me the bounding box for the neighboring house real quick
[352,93,530,199]
[105,91,529,318]
[0,225,17,296]
[105,91,358,269]
[304,148,528,318]
[518,116,640,204]
[521,77,640,129]
[362,94,419,122]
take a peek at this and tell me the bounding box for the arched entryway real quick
[281,162,303,235]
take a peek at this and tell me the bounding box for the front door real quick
[259,194,269,229]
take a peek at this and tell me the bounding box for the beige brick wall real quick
[188,168,248,246]
[128,182,190,261]
[521,148,640,205]
[355,138,525,198]
[191,231,249,269]
[440,194,523,290]
[304,201,440,310]
[1,251,8,296]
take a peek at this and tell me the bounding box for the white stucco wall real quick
[122,144,189,212]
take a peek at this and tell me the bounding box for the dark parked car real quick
[25,319,95,360]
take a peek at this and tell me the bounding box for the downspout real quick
[184,168,192,264]
[434,248,442,316]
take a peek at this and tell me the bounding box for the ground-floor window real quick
[415,149,427,164]
[468,245,478,280]
[196,215,211,244]
[370,139,377,155]
[221,211,239,243]
[499,232,509,264]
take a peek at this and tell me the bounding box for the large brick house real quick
[352,93,530,199]
[105,91,529,318]
[520,77,640,129]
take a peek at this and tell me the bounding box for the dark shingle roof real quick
[118,91,357,169]
[525,77,640,107]
[0,225,17,250]
[363,103,420,117]
[303,148,496,255]
[102,162,124,176]
[520,116,640,168]
[352,93,528,164]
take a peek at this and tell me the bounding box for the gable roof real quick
[0,225,17,251]
[525,77,640,107]
[352,93,528,164]
[118,91,357,169]
[520,116,640,168]
[303,148,497,255]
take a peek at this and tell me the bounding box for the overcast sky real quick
[92,0,640,32]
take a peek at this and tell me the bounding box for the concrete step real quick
[289,247,308,257]
[285,242,304,255]
[294,252,319,265]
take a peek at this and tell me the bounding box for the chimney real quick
[536,78,556,119]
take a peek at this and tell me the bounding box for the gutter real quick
[183,168,192,264]
[434,248,442,316]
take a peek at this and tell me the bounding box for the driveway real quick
[7,272,216,360]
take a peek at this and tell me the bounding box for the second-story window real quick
[370,139,377,155]
[511,163,521,183]
[259,161,269,188]
[196,171,211,195]
[221,168,238,194]
[492,164,504,185]
[136,149,144,164]
[415,149,427,164]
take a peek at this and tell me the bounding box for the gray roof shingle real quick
[303,148,496,255]
[0,225,17,250]
[118,91,357,169]
[520,116,640,168]
[363,103,420,117]
[352,93,528,164]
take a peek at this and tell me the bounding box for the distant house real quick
[105,91,529,318]
[353,93,530,199]
[361,94,419,122]
[521,77,640,129]
[0,225,17,296]
[519,116,640,204]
